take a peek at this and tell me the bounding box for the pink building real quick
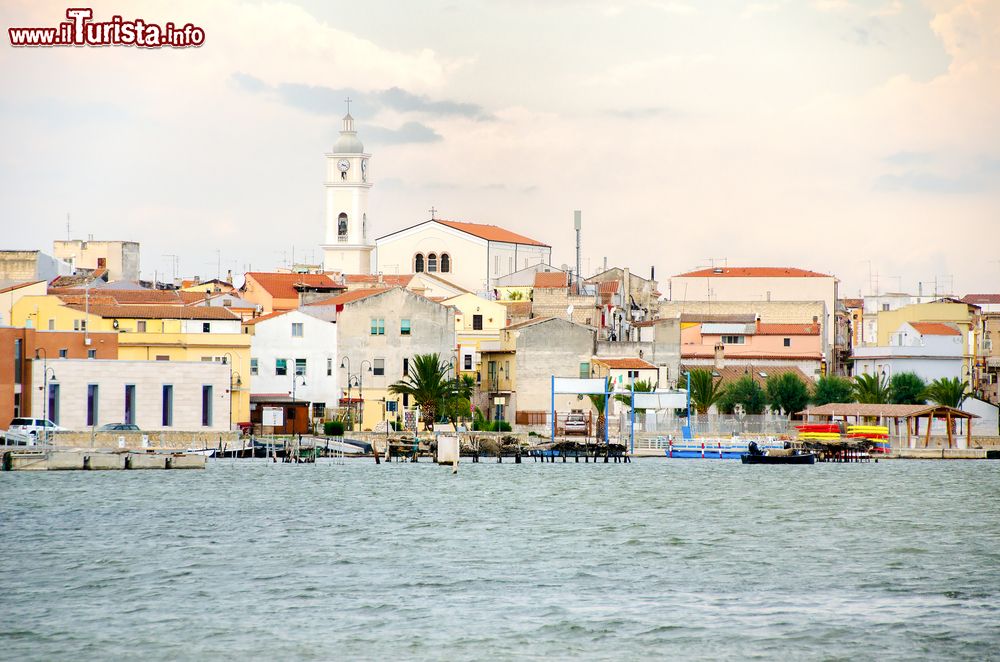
[681,320,824,379]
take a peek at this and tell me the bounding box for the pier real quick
[2,449,206,471]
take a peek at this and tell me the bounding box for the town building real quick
[494,263,565,301]
[851,321,964,384]
[320,112,375,274]
[28,358,230,432]
[591,357,659,391]
[444,292,506,380]
[963,294,1000,404]
[241,272,345,313]
[52,239,140,282]
[530,272,599,326]
[1,280,47,326]
[245,309,338,421]
[376,218,551,295]
[305,287,456,430]
[868,299,979,377]
[0,250,72,282]
[681,318,824,379]
[1,327,119,426]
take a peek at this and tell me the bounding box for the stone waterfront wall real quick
[46,430,239,450]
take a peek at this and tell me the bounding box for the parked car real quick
[564,411,588,435]
[5,418,65,445]
[98,423,141,432]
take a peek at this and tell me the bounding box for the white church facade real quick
[319,111,551,294]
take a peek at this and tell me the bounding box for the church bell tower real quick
[322,103,374,274]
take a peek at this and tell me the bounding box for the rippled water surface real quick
[2,458,999,661]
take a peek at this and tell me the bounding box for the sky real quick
[1,0,998,297]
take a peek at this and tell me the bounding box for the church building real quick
[321,112,374,274]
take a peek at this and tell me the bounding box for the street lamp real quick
[341,356,353,430]
[290,374,306,434]
[35,349,56,444]
[359,359,373,429]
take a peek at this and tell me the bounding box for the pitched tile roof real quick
[595,357,657,370]
[306,288,392,307]
[500,301,533,317]
[841,298,864,308]
[680,364,813,388]
[910,322,961,336]
[345,274,414,286]
[674,267,833,278]
[533,271,568,288]
[962,294,1000,305]
[55,289,206,305]
[678,313,758,324]
[435,220,549,247]
[756,322,821,335]
[797,403,977,418]
[244,272,345,300]
[243,310,289,325]
[65,303,239,320]
[0,279,45,294]
[597,281,620,294]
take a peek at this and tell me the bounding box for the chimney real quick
[714,343,725,370]
[377,271,384,285]
[623,267,630,319]
[226,269,233,284]
[650,266,655,282]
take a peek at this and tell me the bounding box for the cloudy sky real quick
[1,0,997,296]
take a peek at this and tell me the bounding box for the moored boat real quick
[740,440,816,465]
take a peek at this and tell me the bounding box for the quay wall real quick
[39,430,239,450]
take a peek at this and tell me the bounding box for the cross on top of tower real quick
[429,206,437,220]
[344,96,352,115]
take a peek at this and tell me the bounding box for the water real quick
[2,458,999,661]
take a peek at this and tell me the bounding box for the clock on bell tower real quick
[321,101,374,274]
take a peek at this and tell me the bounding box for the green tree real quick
[889,372,926,405]
[688,369,727,415]
[718,376,767,415]
[388,353,453,431]
[614,379,655,409]
[766,372,811,417]
[853,373,891,404]
[587,377,613,441]
[924,377,969,408]
[441,374,477,430]
[812,375,855,406]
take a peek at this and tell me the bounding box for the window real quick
[441,253,451,273]
[48,383,60,425]
[414,253,424,272]
[370,318,385,335]
[292,322,304,337]
[472,314,483,330]
[579,362,590,379]
[400,319,411,335]
[464,355,473,370]
[374,358,385,376]
[627,370,640,380]
[338,213,348,238]
[494,255,500,274]
[327,358,333,376]
[137,320,147,333]
[156,355,170,361]
[504,360,510,378]
[783,338,791,347]
[295,358,307,376]
[509,256,514,273]
[13,339,22,384]
[59,348,68,358]
[202,322,211,333]
[250,358,259,375]
[312,402,326,418]
[403,393,409,407]
[882,303,890,312]
[124,385,136,425]
[162,385,173,426]
[276,358,288,376]
[48,319,55,330]
[721,335,745,345]
[97,257,106,268]
[87,384,99,427]
[201,385,213,427]
[428,253,438,272]
[87,349,96,359]
[488,361,497,383]
[403,357,409,376]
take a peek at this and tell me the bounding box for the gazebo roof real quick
[797,403,977,419]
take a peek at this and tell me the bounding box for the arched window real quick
[362,213,367,240]
[440,253,451,273]
[338,213,348,238]
[414,253,425,272]
[427,253,438,272]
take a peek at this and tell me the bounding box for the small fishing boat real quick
[740,441,815,465]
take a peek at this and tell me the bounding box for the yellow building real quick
[875,300,978,374]
[12,294,251,427]
[443,293,506,380]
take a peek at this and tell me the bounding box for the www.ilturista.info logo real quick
[8,8,205,48]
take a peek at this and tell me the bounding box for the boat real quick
[740,440,815,465]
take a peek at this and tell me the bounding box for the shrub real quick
[323,420,345,436]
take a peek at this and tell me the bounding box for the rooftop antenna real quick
[429,206,437,220]
[574,210,582,290]
[162,254,179,283]
[66,212,71,240]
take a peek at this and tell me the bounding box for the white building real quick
[851,321,964,383]
[321,113,374,274]
[246,309,338,417]
[30,359,230,431]
[52,239,141,282]
[376,219,551,295]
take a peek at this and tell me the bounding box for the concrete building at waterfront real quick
[851,321,964,384]
[245,309,339,420]
[29,358,230,431]
[52,239,140,282]
[681,319,824,379]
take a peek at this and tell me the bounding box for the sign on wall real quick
[263,406,284,426]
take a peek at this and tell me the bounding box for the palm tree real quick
[853,373,891,404]
[588,377,612,441]
[889,372,926,405]
[388,353,452,431]
[688,369,726,415]
[924,377,969,408]
[613,378,655,408]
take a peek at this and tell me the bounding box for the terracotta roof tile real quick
[306,288,392,307]
[680,364,813,388]
[501,301,533,317]
[345,274,414,286]
[841,298,864,308]
[756,322,821,335]
[674,267,833,278]
[595,357,657,370]
[64,303,239,320]
[533,272,568,288]
[436,220,548,247]
[962,294,1000,305]
[910,322,961,336]
[597,281,620,294]
[244,272,345,300]
[244,310,290,325]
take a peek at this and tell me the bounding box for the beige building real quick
[52,240,140,282]
[1,280,47,326]
[444,293,506,379]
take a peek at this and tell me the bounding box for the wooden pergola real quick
[797,403,979,448]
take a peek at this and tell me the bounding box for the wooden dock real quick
[1,449,206,471]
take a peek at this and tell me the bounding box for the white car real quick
[4,418,65,445]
